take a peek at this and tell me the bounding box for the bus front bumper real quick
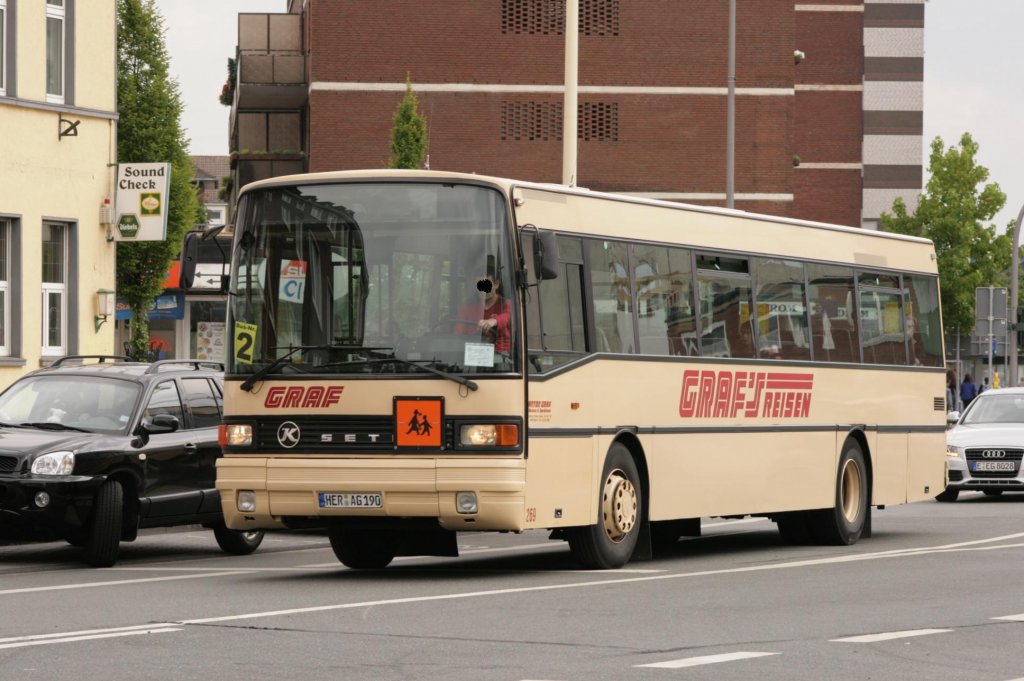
[216,456,527,532]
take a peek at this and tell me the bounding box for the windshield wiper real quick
[239,344,395,392]
[326,356,478,392]
[20,422,92,433]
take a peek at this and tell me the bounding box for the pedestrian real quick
[960,373,978,408]
[946,370,958,412]
[981,376,990,393]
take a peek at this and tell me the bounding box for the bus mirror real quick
[180,230,200,289]
[535,231,559,280]
[180,225,229,292]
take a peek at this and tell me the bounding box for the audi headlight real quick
[946,444,964,457]
[219,423,253,447]
[459,424,519,447]
[31,451,75,476]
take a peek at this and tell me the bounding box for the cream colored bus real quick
[210,169,948,569]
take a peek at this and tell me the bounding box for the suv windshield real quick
[0,375,141,434]
[229,181,518,377]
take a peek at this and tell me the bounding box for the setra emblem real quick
[277,421,301,448]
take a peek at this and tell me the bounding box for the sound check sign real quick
[114,163,171,241]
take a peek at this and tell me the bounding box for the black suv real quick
[0,356,264,566]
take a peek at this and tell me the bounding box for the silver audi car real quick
[940,387,1024,502]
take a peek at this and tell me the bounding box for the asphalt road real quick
[3,492,1024,681]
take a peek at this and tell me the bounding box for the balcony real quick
[235,13,306,109]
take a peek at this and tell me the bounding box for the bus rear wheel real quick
[328,527,396,569]
[568,443,642,569]
[812,439,868,545]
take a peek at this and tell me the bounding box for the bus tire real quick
[328,527,396,569]
[568,443,642,569]
[84,480,123,567]
[213,526,265,555]
[934,488,959,502]
[812,439,868,545]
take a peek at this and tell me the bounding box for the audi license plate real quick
[318,492,383,509]
[972,461,1016,472]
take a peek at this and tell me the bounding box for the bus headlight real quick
[456,492,478,514]
[31,451,75,476]
[459,424,519,447]
[220,424,253,447]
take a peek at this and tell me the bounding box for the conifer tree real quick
[387,76,428,169]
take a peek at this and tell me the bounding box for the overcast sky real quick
[156,0,1023,231]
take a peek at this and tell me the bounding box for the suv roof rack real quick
[50,355,134,368]
[144,359,225,374]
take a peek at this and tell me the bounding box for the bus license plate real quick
[972,461,1016,472]
[318,492,383,509]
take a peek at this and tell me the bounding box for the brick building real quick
[228,0,923,230]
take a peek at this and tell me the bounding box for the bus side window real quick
[587,239,635,354]
[807,264,859,363]
[635,245,695,356]
[524,235,587,372]
[904,275,942,367]
[753,257,810,361]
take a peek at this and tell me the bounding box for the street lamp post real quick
[1009,203,1024,386]
[726,0,735,209]
[562,0,579,187]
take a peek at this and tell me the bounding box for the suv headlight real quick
[946,444,965,458]
[31,451,75,476]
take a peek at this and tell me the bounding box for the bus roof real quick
[235,168,934,249]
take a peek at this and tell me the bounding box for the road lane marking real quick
[992,614,1024,622]
[637,652,780,668]
[0,570,253,595]
[7,529,1024,644]
[0,627,180,650]
[831,629,952,643]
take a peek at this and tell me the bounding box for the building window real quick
[205,205,226,226]
[46,0,64,103]
[0,0,7,97]
[0,220,9,356]
[42,222,66,355]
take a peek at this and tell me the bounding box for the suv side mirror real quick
[144,414,180,434]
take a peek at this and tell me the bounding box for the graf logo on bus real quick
[679,370,813,419]
[264,386,344,409]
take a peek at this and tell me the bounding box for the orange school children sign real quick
[395,397,443,448]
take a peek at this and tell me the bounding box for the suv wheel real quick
[212,526,265,555]
[83,480,123,567]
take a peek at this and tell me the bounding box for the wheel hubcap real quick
[840,458,863,523]
[601,468,638,543]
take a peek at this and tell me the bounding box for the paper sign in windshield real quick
[464,342,495,367]
[278,260,307,303]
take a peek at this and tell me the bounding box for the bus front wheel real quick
[813,439,869,545]
[568,443,642,569]
[328,527,396,569]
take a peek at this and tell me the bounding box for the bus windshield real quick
[228,181,517,377]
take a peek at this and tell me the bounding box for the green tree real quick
[387,76,428,169]
[881,133,1010,336]
[116,0,202,360]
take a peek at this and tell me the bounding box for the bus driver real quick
[456,271,512,353]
